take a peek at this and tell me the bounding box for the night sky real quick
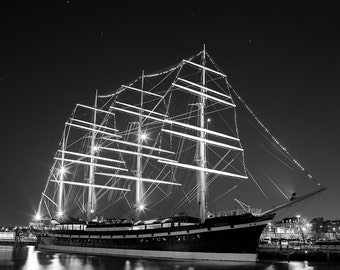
[1,1,339,226]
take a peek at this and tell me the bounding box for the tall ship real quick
[31,47,324,261]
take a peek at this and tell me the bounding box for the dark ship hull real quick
[35,213,274,261]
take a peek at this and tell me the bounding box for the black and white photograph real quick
[1,1,340,269]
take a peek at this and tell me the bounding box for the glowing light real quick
[138,204,145,211]
[207,118,211,122]
[35,213,41,220]
[59,166,66,175]
[90,209,95,213]
[57,211,63,217]
[140,132,148,141]
[93,145,100,152]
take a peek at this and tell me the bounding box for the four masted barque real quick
[31,47,324,261]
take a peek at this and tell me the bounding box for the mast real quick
[58,130,66,216]
[87,90,98,220]
[198,45,207,223]
[136,71,145,218]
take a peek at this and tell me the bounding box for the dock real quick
[258,243,340,262]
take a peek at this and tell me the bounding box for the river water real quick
[0,245,339,270]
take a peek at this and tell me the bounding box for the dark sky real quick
[1,1,339,226]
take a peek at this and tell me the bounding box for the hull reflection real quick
[1,245,340,270]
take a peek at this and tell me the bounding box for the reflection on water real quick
[0,245,339,270]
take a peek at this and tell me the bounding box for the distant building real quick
[262,216,340,240]
[262,215,317,240]
[274,217,299,235]
[310,217,340,239]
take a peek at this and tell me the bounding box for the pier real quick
[258,242,340,262]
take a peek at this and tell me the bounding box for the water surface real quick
[1,245,339,270]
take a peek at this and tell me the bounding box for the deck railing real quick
[208,208,262,218]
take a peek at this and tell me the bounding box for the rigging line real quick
[140,64,186,127]
[175,143,197,156]
[246,168,271,202]
[172,186,197,211]
[94,179,114,200]
[244,113,312,182]
[97,94,114,108]
[176,183,199,209]
[206,146,245,177]
[140,132,164,172]
[233,101,247,176]
[43,163,58,211]
[122,192,132,209]
[167,101,230,123]
[209,182,244,204]
[152,189,175,209]
[204,151,239,188]
[230,86,320,186]
[205,52,228,79]
[43,200,52,218]
[115,119,167,137]
[111,63,183,130]
[176,163,222,209]
[261,169,290,201]
[240,113,294,163]
[169,102,194,180]
[203,72,232,99]
[144,64,179,92]
[74,197,84,212]
[142,170,172,201]
[95,194,125,215]
[214,104,238,138]
[172,169,200,208]
[205,74,232,95]
[203,156,245,206]
[240,112,294,167]
[63,131,89,149]
[170,168,200,208]
[98,86,129,99]
[144,50,201,78]
[143,178,173,205]
[262,145,295,171]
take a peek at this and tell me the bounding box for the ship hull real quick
[35,214,274,262]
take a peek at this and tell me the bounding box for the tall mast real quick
[198,45,207,223]
[136,71,145,219]
[58,130,66,216]
[87,90,98,220]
